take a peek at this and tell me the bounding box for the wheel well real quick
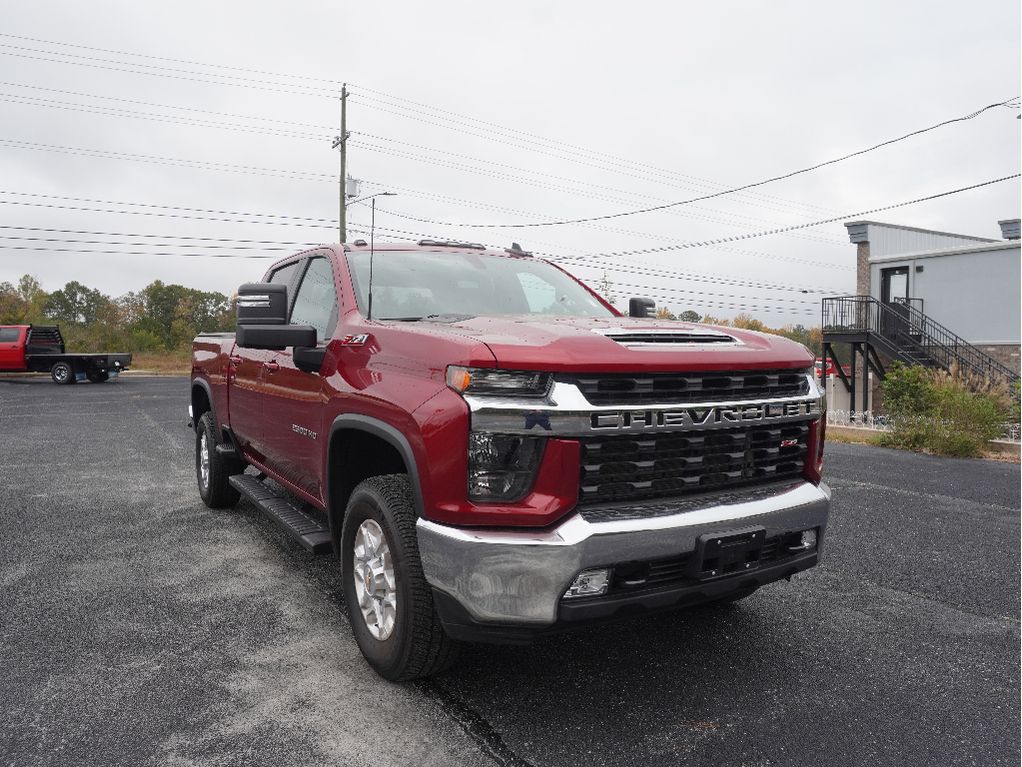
[328,428,408,536]
[191,385,212,429]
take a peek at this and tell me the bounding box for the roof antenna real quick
[354,191,395,321]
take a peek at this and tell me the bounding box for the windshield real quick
[345,250,615,320]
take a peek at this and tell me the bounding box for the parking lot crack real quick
[415,680,536,767]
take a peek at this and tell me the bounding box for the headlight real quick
[447,366,551,397]
[468,433,544,501]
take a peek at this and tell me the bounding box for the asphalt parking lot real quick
[1,375,1019,767]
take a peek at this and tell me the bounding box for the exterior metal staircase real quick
[822,296,1019,383]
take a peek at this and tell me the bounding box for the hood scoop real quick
[596,327,739,347]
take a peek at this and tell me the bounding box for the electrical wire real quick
[353,97,1020,229]
[0,94,329,141]
[558,174,1021,262]
[0,80,336,128]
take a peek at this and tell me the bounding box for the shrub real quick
[879,364,1013,457]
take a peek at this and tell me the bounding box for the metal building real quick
[822,218,1020,415]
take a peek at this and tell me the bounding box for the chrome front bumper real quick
[417,480,830,628]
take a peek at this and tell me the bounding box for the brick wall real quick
[856,242,870,296]
[976,344,1021,375]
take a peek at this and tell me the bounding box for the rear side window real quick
[290,257,338,341]
[0,327,19,342]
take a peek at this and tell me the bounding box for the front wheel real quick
[195,411,241,509]
[51,361,75,385]
[341,475,460,681]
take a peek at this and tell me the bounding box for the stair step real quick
[229,474,333,554]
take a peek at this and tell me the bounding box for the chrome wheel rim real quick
[198,432,210,490]
[54,366,69,383]
[352,519,397,640]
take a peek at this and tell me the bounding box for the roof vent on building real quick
[998,219,1020,240]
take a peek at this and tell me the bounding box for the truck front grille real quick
[567,369,810,405]
[578,422,810,505]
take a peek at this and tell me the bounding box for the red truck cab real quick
[191,241,829,680]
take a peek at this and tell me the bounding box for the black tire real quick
[195,411,241,509]
[341,474,460,681]
[51,361,75,385]
[86,371,109,384]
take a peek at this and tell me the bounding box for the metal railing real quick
[822,295,1019,383]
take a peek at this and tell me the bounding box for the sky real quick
[0,0,1019,325]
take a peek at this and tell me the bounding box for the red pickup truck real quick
[0,324,131,383]
[190,240,829,681]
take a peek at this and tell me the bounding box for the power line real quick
[0,80,335,128]
[349,136,846,245]
[0,42,340,97]
[355,97,1021,229]
[0,93,329,141]
[348,94,836,221]
[0,49,333,100]
[0,32,348,88]
[558,174,1021,263]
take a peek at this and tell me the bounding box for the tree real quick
[700,314,731,326]
[679,310,700,322]
[655,306,676,320]
[595,272,616,306]
[45,281,112,325]
[731,313,766,332]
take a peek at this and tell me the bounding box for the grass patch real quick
[126,351,191,375]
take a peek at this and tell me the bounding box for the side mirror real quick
[236,283,318,350]
[294,346,327,374]
[628,297,656,318]
[237,283,288,325]
[237,324,317,351]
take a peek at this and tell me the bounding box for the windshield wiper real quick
[379,313,476,323]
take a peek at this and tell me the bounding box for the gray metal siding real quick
[866,225,993,258]
[870,247,1020,343]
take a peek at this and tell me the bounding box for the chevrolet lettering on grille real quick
[590,401,813,431]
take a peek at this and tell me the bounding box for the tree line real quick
[0,274,234,354]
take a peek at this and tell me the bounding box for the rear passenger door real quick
[259,253,338,500]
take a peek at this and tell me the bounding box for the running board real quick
[229,474,333,555]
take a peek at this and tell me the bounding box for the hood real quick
[399,315,813,372]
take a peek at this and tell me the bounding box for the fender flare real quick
[190,378,216,431]
[326,414,426,523]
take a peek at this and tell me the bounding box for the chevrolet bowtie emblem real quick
[524,411,552,431]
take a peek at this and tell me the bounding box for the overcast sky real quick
[0,0,1019,325]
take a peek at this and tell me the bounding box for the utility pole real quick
[331,84,349,243]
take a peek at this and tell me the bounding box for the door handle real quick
[263,360,280,373]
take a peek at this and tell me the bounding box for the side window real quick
[0,327,19,342]
[290,257,338,341]
[268,260,302,290]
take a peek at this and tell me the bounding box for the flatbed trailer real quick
[0,325,132,384]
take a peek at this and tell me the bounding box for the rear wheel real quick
[50,361,75,385]
[341,474,460,681]
[196,411,241,508]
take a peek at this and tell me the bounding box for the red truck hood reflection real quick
[409,315,813,373]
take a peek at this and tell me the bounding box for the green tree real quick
[679,310,700,322]
[45,281,113,325]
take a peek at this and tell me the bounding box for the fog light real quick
[788,528,818,552]
[563,568,611,599]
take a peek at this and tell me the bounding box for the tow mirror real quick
[237,283,288,325]
[236,283,317,350]
[628,297,656,318]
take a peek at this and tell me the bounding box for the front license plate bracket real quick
[692,526,767,581]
